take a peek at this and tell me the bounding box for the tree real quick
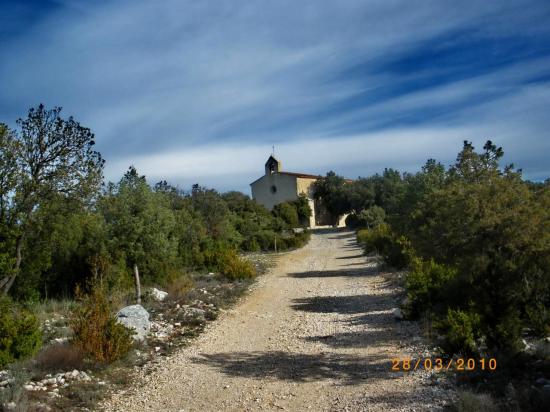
[407,141,550,351]
[1,105,104,295]
[291,194,312,226]
[313,171,349,222]
[100,167,178,302]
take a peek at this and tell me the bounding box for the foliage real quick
[70,286,134,363]
[313,171,349,220]
[216,250,256,280]
[405,258,458,316]
[356,224,412,269]
[292,194,312,226]
[1,105,104,295]
[351,141,550,355]
[100,167,178,286]
[273,202,299,228]
[450,390,499,412]
[0,296,42,367]
[346,205,385,229]
[437,309,482,355]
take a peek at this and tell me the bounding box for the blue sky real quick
[1,0,549,193]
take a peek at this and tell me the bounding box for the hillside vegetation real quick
[0,105,310,368]
[316,141,549,355]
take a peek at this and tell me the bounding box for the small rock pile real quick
[0,370,14,389]
[23,370,93,395]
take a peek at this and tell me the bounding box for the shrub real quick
[164,272,194,300]
[33,342,85,373]
[217,250,256,280]
[273,202,299,228]
[382,235,414,269]
[345,213,360,229]
[438,308,482,355]
[354,206,386,229]
[357,224,412,269]
[292,194,312,226]
[0,296,42,368]
[70,286,134,363]
[450,390,499,412]
[405,258,457,316]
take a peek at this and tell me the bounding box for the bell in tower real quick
[265,155,281,175]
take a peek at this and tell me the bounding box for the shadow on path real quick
[291,294,394,314]
[335,254,365,260]
[288,266,378,278]
[192,351,394,385]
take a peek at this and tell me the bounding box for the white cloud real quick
[1,0,549,190]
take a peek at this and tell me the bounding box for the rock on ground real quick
[116,305,150,341]
[150,288,169,301]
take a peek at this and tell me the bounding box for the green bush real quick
[0,296,42,367]
[438,308,482,355]
[273,202,299,228]
[357,224,412,269]
[217,250,256,280]
[382,235,414,269]
[405,257,457,316]
[70,286,134,363]
[347,206,386,229]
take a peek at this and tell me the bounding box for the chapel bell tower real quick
[265,155,281,175]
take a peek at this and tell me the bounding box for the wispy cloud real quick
[1,0,549,191]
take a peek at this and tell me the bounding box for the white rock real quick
[79,371,91,381]
[116,305,151,341]
[150,288,169,301]
[23,384,35,391]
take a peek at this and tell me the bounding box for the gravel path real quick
[102,229,452,411]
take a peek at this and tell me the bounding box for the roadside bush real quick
[382,235,414,269]
[345,213,360,229]
[350,206,386,229]
[292,194,313,226]
[217,250,256,280]
[450,390,499,412]
[273,202,299,228]
[0,296,42,367]
[70,286,134,363]
[357,224,412,269]
[33,342,85,373]
[405,258,457,316]
[437,308,482,355]
[164,272,194,300]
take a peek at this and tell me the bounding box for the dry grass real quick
[451,390,499,412]
[33,342,86,374]
[164,274,194,300]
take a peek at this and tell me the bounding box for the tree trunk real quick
[133,263,141,304]
[2,235,23,294]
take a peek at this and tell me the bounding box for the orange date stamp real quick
[391,357,497,372]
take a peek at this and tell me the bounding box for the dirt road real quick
[102,230,451,411]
